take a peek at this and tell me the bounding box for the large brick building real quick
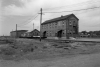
[41,14,79,39]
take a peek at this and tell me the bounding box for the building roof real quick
[41,14,79,25]
[30,29,40,33]
[11,30,28,33]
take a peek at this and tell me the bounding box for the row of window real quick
[44,31,65,36]
[42,20,77,30]
[43,30,77,37]
[43,31,77,37]
[69,20,76,26]
[42,20,65,29]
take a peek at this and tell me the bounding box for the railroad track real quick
[43,39,100,43]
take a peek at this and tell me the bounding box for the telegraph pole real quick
[40,8,42,41]
[16,24,17,38]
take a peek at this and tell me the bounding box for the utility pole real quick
[40,8,42,41]
[16,24,17,38]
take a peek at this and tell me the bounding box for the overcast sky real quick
[0,0,100,36]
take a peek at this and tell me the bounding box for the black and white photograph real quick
[0,0,100,67]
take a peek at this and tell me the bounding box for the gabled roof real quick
[41,14,79,25]
[30,29,40,33]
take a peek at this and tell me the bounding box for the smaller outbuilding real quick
[30,29,40,37]
[10,30,28,37]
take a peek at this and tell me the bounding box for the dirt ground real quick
[0,38,100,67]
[1,53,100,67]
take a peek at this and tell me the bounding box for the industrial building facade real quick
[41,14,79,39]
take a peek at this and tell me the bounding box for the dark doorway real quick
[73,26,78,34]
[43,31,46,37]
[57,30,63,38]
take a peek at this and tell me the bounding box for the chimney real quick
[61,15,63,17]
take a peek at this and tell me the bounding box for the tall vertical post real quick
[16,24,17,38]
[40,8,42,41]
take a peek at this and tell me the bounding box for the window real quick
[47,24,49,28]
[43,25,45,29]
[73,30,75,34]
[52,23,54,28]
[53,23,55,28]
[44,25,45,29]
[47,31,48,36]
[73,21,76,26]
[37,33,38,36]
[50,23,51,28]
[55,22,57,25]
[50,31,51,36]
[45,25,47,29]
[67,30,69,33]
[42,25,43,29]
[51,23,52,28]
[62,21,64,27]
[62,21,64,25]
[47,24,48,29]
[55,22,57,28]
[55,33,57,36]
[70,31,72,34]
[69,20,72,25]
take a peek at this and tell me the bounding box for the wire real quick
[17,10,40,26]
[43,0,100,11]
[17,13,38,26]
[18,14,39,27]
[43,6,100,13]
[18,26,29,28]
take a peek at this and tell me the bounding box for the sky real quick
[0,0,100,36]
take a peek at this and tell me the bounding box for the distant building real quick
[10,30,28,37]
[41,14,79,39]
[79,33,89,37]
[30,29,40,37]
[22,32,30,37]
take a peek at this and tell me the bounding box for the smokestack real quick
[61,15,63,17]
[33,23,34,30]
